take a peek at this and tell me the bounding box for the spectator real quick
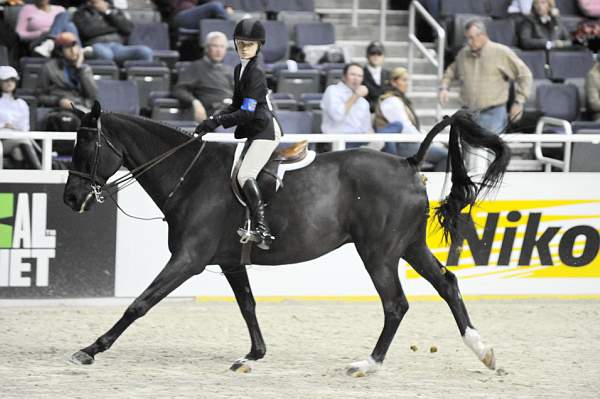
[15,0,65,45]
[73,0,153,63]
[0,66,41,169]
[363,41,390,112]
[375,67,447,170]
[439,18,532,133]
[32,11,83,57]
[152,0,231,30]
[585,59,600,120]
[172,31,234,122]
[37,32,97,112]
[321,62,382,150]
[518,0,571,50]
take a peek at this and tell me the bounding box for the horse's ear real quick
[91,100,102,118]
[70,104,86,120]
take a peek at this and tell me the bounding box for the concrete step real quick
[314,0,386,10]
[319,10,408,26]
[410,74,440,90]
[334,24,408,41]
[338,40,435,58]
[349,56,437,74]
[409,91,461,109]
[418,108,460,126]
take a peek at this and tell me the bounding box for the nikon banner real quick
[403,173,600,296]
[0,182,117,298]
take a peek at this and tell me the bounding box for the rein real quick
[69,116,206,220]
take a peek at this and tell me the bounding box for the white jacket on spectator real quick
[0,93,30,132]
[321,81,373,134]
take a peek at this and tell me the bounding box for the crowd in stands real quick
[1,0,600,171]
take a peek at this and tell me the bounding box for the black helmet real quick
[233,18,266,45]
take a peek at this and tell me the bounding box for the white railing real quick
[408,0,445,120]
[3,129,600,172]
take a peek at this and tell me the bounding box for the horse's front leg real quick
[70,251,202,365]
[221,264,266,373]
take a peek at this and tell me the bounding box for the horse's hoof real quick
[346,357,381,377]
[230,360,252,373]
[69,350,94,365]
[482,348,496,370]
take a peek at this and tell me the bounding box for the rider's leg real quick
[237,138,280,250]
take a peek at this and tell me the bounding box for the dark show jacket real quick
[215,56,280,140]
[363,66,391,112]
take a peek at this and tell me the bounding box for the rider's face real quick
[236,40,259,59]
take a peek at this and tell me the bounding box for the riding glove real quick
[194,116,220,135]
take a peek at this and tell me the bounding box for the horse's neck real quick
[114,121,196,210]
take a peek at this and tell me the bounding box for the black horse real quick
[63,101,509,376]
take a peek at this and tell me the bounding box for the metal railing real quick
[407,0,445,120]
[348,0,387,42]
[3,129,600,172]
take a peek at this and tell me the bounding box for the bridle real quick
[68,115,206,216]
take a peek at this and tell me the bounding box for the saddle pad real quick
[231,143,316,190]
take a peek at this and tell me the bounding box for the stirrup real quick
[256,230,275,250]
[237,217,261,244]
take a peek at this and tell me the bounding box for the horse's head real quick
[63,101,124,213]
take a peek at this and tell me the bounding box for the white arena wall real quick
[2,171,600,298]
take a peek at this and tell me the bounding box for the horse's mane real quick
[103,112,194,145]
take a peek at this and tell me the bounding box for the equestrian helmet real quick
[233,18,266,45]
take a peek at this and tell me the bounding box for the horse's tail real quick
[407,110,511,244]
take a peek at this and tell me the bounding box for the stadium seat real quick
[86,59,119,81]
[198,19,236,47]
[151,98,193,121]
[571,129,600,172]
[300,92,322,110]
[262,21,289,64]
[518,50,547,80]
[128,22,180,68]
[277,10,319,39]
[3,5,23,31]
[489,0,512,18]
[20,58,47,90]
[270,92,299,111]
[125,65,171,110]
[555,0,580,15]
[324,69,342,88]
[440,0,488,17]
[0,45,8,66]
[225,0,265,12]
[486,18,517,47]
[18,94,38,130]
[536,83,580,121]
[125,9,161,24]
[294,22,335,47]
[549,50,594,80]
[265,0,315,12]
[274,110,313,134]
[97,80,140,114]
[36,107,52,131]
[276,69,321,99]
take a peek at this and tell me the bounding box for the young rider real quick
[194,19,282,250]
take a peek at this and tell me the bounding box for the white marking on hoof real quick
[346,356,381,377]
[229,358,255,373]
[463,327,496,370]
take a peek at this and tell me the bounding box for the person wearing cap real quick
[363,41,391,112]
[193,19,282,250]
[374,67,447,170]
[0,66,42,169]
[172,31,234,122]
[37,31,98,111]
[73,0,152,63]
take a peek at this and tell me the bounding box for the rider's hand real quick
[192,99,207,122]
[194,116,219,136]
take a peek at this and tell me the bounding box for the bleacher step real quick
[338,40,435,58]
[334,24,408,41]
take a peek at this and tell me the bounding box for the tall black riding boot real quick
[242,178,275,250]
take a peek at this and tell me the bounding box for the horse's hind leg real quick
[403,242,496,370]
[70,252,200,365]
[221,264,266,373]
[347,256,409,377]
